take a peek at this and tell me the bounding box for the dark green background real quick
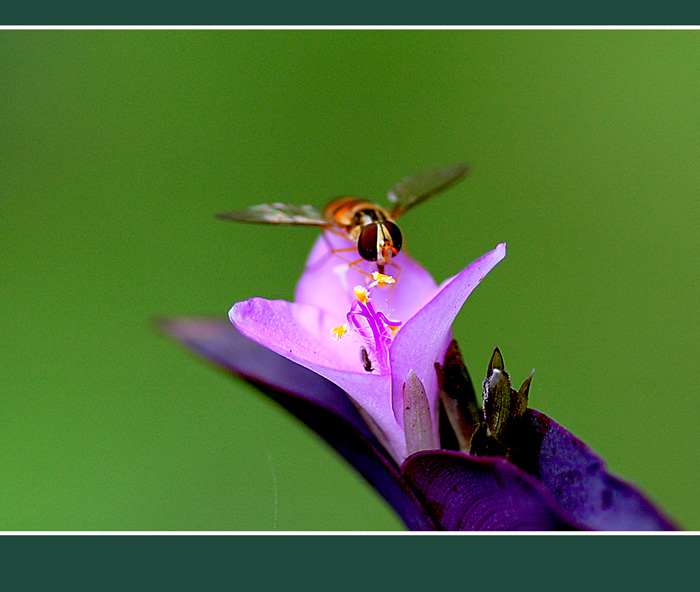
[3,31,698,530]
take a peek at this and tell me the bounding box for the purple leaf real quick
[402,450,580,530]
[509,410,678,531]
[158,318,678,531]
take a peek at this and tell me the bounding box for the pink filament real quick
[346,297,402,374]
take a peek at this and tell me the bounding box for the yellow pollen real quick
[331,324,349,340]
[370,271,396,287]
[389,325,400,337]
[354,285,370,304]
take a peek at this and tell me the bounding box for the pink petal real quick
[230,297,407,460]
[230,298,355,370]
[295,233,438,321]
[390,243,507,429]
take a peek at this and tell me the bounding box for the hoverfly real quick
[216,162,469,275]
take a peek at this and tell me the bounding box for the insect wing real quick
[387,162,469,217]
[216,202,327,226]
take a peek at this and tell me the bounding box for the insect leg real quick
[304,229,354,272]
[386,260,402,283]
[322,230,375,281]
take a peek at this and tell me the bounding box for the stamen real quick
[337,284,404,374]
[331,324,349,340]
[353,285,370,304]
[369,271,396,288]
[374,310,402,327]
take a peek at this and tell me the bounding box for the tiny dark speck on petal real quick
[561,470,577,483]
[602,488,613,510]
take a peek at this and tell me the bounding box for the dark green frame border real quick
[2,535,696,586]
[2,2,699,25]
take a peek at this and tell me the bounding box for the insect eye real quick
[357,224,379,261]
[384,221,403,254]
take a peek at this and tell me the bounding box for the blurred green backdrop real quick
[2,30,699,530]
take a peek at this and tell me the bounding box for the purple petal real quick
[402,450,579,530]
[229,299,406,460]
[511,410,678,531]
[294,232,367,316]
[294,233,438,320]
[157,317,363,428]
[230,298,358,371]
[390,243,507,428]
[158,316,435,530]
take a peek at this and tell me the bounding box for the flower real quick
[160,232,677,530]
[228,232,506,463]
